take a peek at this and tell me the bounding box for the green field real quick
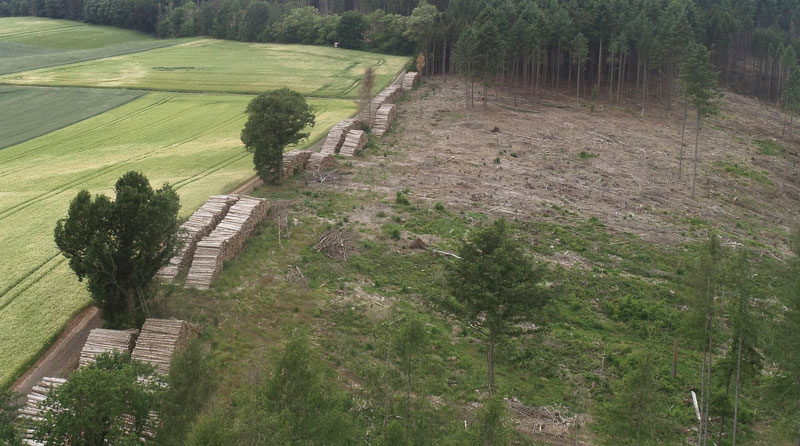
[0,16,403,388]
[0,17,180,75]
[0,85,144,149]
[0,92,356,386]
[0,38,409,97]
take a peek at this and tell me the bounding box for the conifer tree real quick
[680,43,722,198]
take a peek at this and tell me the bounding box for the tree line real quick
[3,0,800,103]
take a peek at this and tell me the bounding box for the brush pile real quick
[339,130,367,156]
[372,104,397,136]
[505,399,585,439]
[321,119,361,155]
[157,195,239,281]
[131,319,197,375]
[79,328,138,368]
[283,150,312,177]
[185,196,269,289]
[314,229,355,261]
[402,71,421,89]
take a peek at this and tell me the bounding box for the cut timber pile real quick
[402,71,421,89]
[370,84,404,115]
[283,150,312,177]
[305,153,339,172]
[20,377,64,422]
[320,119,361,155]
[185,195,269,289]
[339,130,367,156]
[79,328,138,367]
[131,319,196,375]
[19,376,65,443]
[372,104,397,136]
[157,195,239,281]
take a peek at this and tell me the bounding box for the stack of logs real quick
[20,376,65,445]
[157,195,239,281]
[338,130,367,156]
[320,119,361,155]
[78,328,138,367]
[131,319,196,375]
[283,150,312,177]
[402,71,421,90]
[184,196,269,290]
[19,319,196,445]
[371,104,397,136]
[306,152,339,172]
[370,84,403,117]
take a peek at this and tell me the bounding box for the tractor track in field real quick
[0,101,232,221]
[0,254,64,312]
[0,94,175,170]
[0,23,84,40]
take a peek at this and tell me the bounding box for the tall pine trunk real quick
[680,95,688,180]
[692,111,700,198]
[732,333,743,446]
[488,328,496,394]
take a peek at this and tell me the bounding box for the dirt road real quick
[11,306,102,401]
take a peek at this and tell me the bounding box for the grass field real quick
[0,92,356,387]
[0,17,180,75]
[0,38,410,97]
[0,85,144,149]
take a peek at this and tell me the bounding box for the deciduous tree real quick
[54,171,180,327]
[35,352,163,446]
[0,390,22,446]
[241,88,315,184]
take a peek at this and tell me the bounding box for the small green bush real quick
[579,150,597,159]
[434,202,445,211]
[396,191,410,205]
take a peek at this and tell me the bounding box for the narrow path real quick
[10,306,101,401]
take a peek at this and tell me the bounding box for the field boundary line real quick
[0,93,173,168]
[0,255,65,313]
[0,104,243,222]
[0,87,146,151]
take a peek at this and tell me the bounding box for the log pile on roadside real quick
[131,319,197,375]
[283,150,312,177]
[184,195,269,290]
[19,377,64,424]
[79,328,138,368]
[370,84,403,114]
[20,376,64,444]
[320,119,361,155]
[372,104,397,136]
[306,153,339,172]
[402,71,421,89]
[157,195,239,281]
[339,130,367,156]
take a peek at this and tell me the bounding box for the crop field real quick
[0,92,356,386]
[0,38,410,97]
[0,17,180,75]
[0,85,144,149]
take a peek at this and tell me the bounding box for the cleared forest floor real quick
[346,77,797,254]
[166,76,796,445]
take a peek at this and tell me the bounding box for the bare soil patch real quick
[343,77,799,253]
